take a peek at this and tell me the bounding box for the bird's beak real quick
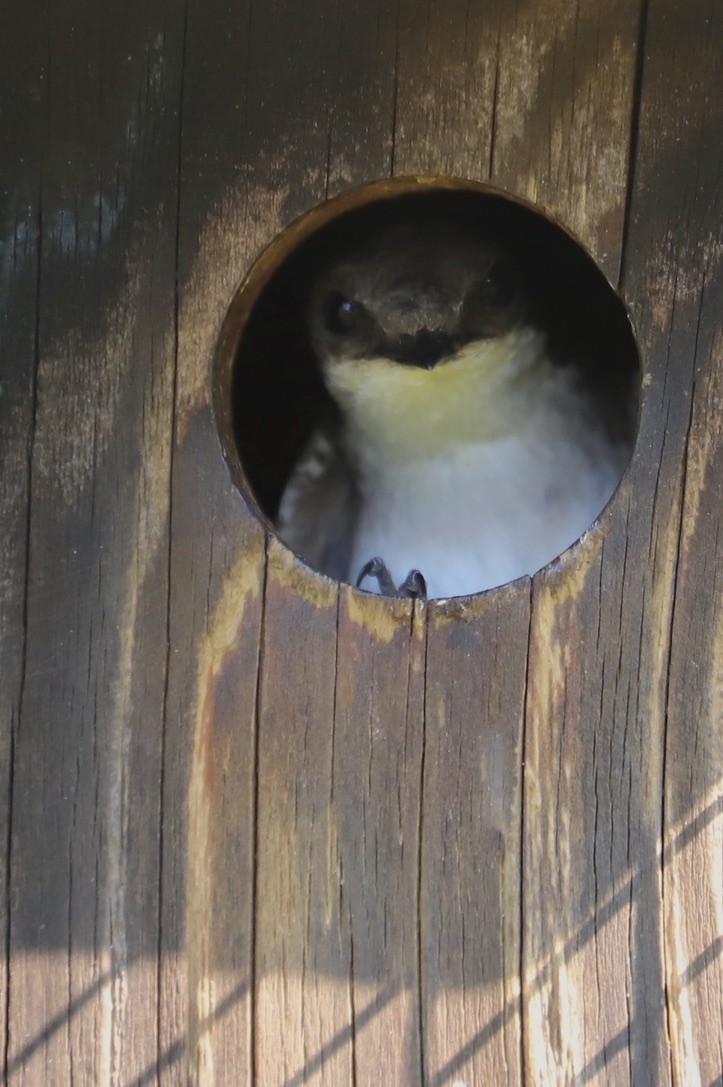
[387,329,458,370]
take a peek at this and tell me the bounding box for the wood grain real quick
[392,0,504,178]
[3,2,184,1083]
[422,585,530,1086]
[185,532,264,1086]
[520,0,723,1083]
[491,0,644,282]
[663,312,723,1087]
[0,0,45,1073]
[253,541,346,1087]
[630,3,723,1082]
[331,587,425,1084]
[1,0,721,1083]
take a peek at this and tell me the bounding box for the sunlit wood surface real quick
[1,0,721,1083]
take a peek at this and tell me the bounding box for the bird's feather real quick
[276,428,358,581]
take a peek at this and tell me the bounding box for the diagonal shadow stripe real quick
[5,969,114,1077]
[5,796,719,1083]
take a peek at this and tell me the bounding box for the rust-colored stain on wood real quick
[1,0,721,1084]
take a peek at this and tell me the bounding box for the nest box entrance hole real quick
[215,179,641,599]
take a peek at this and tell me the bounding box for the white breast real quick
[349,372,627,599]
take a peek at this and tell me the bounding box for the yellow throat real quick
[324,328,552,464]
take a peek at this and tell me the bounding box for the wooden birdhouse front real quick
[1,0,721,1085]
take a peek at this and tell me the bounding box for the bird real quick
[275,214,634,600]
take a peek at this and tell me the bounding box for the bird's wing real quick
[276,428,358,582]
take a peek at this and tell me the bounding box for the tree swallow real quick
[276,217,634,599]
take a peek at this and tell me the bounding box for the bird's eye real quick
[483,259,517,307]
[323,291,364,334]
[461,258,523,338]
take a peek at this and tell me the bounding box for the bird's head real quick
[307,221,546,458]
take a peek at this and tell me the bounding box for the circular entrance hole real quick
[215,179,640,600]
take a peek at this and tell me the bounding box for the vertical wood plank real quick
[254,540,350,1087]
[422,585,530,1086]
[161,417,265,1087]
[491,0,644,281]
[523,523,674,1087]
[392,0,502,179]
[664,319,723,1087]
[157,0,261,1077]
[626,2,723,1082]
[185,534,264,1087]
[332,588,426,1085]
[522,0,722,1081]
[0,0,45,1071]
[317,0,399,194]
[5,3,184,1083]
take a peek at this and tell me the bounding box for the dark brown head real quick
[309,221,528,371]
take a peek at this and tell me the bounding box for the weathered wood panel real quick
[392,0,503,179]
[1,0,721,1083]
[422,585,530,1086]
[185,529,264,1086]
[0,1,45,1073]
[520,0,723,1083]
[491,0,644,282]
[158,1,266,1080]
[253,545,344,1087]
[331,587,426,1083]
[632,3,723,1083]
[3,2,184,1083]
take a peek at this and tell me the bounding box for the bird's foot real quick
[398,569,428,600]
[356,556,397,595]
[356,557,427,601]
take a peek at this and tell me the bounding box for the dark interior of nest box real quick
[227,185,640,526]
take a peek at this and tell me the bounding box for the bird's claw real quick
[356,557,427,601]
[398,569,427,600]
[356,556,397,596]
